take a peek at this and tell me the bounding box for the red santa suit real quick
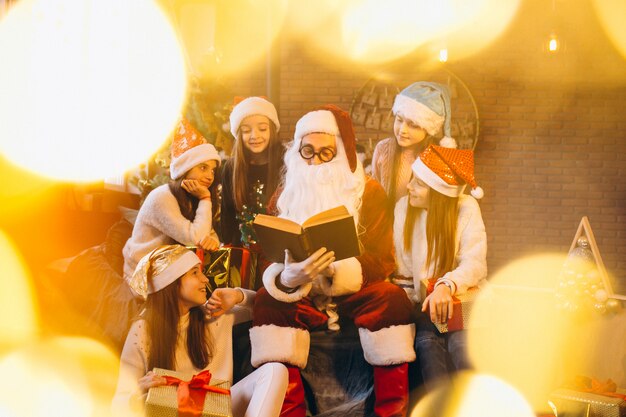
[249,105,416,417]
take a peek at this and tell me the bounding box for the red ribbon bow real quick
[162,370,230,417]
[568,375,626,401]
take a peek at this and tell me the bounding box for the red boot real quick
[373,363,409,417]
[280,365,307,417]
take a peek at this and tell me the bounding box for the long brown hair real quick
[145,276,212,371]
[386,134,435,210]
[169,175,220,221]
[403,188,459,280]
[230,122,283,212]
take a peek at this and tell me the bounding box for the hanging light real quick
[439,48,449,62]
[548,34,559,52]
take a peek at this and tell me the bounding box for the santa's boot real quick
[279,365,306,417]
[373,363,409,417]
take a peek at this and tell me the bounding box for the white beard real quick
[277,139,365,226]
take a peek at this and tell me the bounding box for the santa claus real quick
[250,105,416,417]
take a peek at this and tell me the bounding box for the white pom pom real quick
[439,136,457,148]
[471,186,484,199]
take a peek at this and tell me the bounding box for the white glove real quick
[280,247,335,289]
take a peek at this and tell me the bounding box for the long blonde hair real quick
[404,188,459,279]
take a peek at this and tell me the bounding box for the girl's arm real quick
[438,196,487,295]
[205,288,255,324]
[144,186,216,247]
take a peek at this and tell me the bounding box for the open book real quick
[252,205,361,263]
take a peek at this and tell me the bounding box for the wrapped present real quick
[420,278,479,333]
[145,368,231,417]
[549,388,626,417]
[193,246,257,292]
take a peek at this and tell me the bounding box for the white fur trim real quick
[470,186,484,199]
[170,143,221,180]
[439,136,458,148]
[229,97,280,137]
[317,258,363,297]
[262,263,313,303]
[392,94,444,137]
[411,157,465,197]
[358,325,416,366]
[250,324,310,368]
[294,110,339,143]
[148,251,201,293]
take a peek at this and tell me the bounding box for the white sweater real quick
[111,288,255,416]
[122,184,219,280]
[393,194,487,303]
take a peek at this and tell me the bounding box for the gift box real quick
[145,368,232,417]
[548,388,626,417]
[420,278,478,333]
[192,246,257,292]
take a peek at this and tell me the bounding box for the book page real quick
[253,213,303,235]
[302,205,350,228]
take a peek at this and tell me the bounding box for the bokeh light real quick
[592,0,626,59]
[0,230,38,353]
[0,0,187,182]
[159,0,288,78]
[467,253,571,411]
[0,336,119,417]
[299,0,520,66]
[410,372,534,417]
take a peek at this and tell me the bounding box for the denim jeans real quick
[414,311,470,390]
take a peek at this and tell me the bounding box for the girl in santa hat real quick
[220,96,284,248]
[372,82,457,207]
[112,244,288,417]
[392,144,487,390]
[122,117,222,285]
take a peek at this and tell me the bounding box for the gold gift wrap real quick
[190,247,257,292]
[145,368,232,417]
[549,388,626,417]
[419,279,479,333]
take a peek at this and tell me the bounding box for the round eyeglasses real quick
[299,145,336,163]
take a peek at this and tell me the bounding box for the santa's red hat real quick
[411,144,484,199]
[293,104,357,172]
[170,117,220,180]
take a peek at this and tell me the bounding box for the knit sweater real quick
[111,288,255,414]
[122,184,219,280]
[371,137,420,202]
[392,194,487,303]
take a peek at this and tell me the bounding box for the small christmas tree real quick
[556,216,622,315]
[129,77,233,205]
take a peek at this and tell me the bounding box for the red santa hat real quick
[229,96,281,138]
[293,104,357,172]
[411,144,484,199]
[170,117,221,180]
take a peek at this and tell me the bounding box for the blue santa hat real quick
[392,81,457,148]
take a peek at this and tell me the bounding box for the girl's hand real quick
[198,236,219,252]
[421,283,454,324]
[281,248,335,288]
[205,288,244,318]
[138,371,167,392]
[182,179,211,200]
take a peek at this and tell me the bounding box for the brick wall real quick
[222,0,626,293]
